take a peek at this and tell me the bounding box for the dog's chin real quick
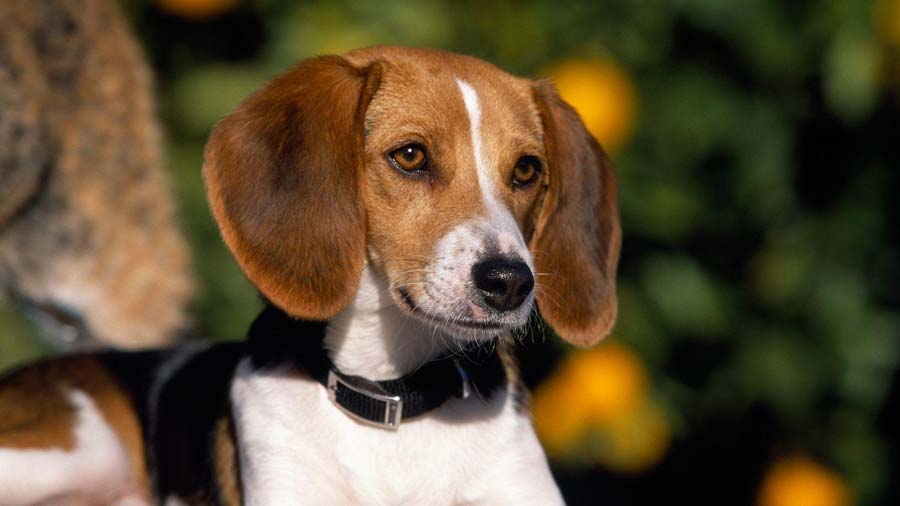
[393,288,530,342]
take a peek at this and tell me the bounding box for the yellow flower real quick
[598,400,670,473]
[545,58,638,153]
[875,0,900,46]
[532,374,591,456]
[155,0,239,20]
[571,342,647,424]
[533,342,647,454]
[758,456,853,506]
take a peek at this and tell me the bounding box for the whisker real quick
[390,268,429,277]
[389,281,431,288]
[534,286,563,311]
[381,256,432,265]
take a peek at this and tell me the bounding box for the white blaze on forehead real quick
[455,78,531,265]
[456,79,495,211]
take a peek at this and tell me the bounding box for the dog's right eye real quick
[388,144,429,173]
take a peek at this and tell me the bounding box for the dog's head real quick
[203,47,620,347]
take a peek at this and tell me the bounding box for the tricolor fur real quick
[0,0,194,350]
[0,46,620,505]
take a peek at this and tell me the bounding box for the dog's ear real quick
[203,56,382,320]
[530,80,622,347]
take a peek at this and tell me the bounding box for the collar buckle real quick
[452,358,472,400]
[327,370,404,430]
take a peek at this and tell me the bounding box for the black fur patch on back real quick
[99,342,246,504]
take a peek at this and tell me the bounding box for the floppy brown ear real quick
[530,80,622,347]
[203,56,382,320]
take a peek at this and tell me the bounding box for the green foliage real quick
[0,304,47,372]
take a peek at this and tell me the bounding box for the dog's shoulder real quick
[0,341,246,505]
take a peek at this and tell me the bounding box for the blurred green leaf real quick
[621,179,703,242]
[0,303,47,372]
[732,325,832,421]
[641,255,732,337]
[615,281,668,368]
[168,65,270,136]
[824,31,880,121]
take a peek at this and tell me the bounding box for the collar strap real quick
[246,305,507,430]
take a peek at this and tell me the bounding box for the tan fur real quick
[0,364,77,451]
[345,48,549,300]
[0,356,150,498]
[204,56,381,320]
[531,81,621,346]
[214,415,242,506]
[205,46,619,345]
[0,0,194,348]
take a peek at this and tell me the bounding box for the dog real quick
[0,46,620,505]
[0,0,194,350]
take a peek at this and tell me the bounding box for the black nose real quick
[471,258,535,312]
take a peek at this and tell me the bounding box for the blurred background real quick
[1,0,899,504]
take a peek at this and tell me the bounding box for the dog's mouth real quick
[396,288,508,331]
[14,296,98,350]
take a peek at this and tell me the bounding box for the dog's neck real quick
[323,266,450,381]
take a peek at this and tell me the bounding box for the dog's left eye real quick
[388,144,429,173]
[512,156,541,187]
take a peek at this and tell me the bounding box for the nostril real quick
[472,260,513,296]
[471,258,535,312]
[479,277,508,296]
[516,275,535,298]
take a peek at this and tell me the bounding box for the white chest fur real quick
[230,360,563,505]
[230,267,564,505]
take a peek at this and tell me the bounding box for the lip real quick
[397,288,509,331]
[15,297,93,349]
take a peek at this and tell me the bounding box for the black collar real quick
[246,305,507,430]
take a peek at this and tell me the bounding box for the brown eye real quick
[388,143,428,173]
[512,155,541,187]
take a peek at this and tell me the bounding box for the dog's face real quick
[204,47,620,346]
[358,53,545,337]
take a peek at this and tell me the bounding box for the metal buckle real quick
[327,370,403,430]
[452,358,472,400]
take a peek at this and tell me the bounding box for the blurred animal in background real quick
[0,0,195,349]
